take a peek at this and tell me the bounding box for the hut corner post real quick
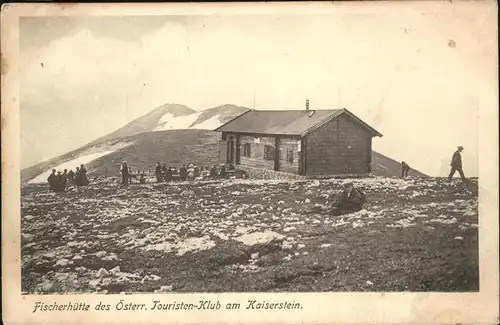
[235,135,241,165]
[300,138,307,176]
[274,136,280,171]
[367,136,372,173]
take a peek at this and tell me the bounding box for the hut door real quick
[219,140,228,162]
[227,138,235,163]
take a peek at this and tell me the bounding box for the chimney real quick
[305,99,310,111]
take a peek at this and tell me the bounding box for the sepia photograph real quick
[2,1,498,324]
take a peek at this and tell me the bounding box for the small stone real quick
[250,252,259,260]
[89,279,100,288]
[95,251,107,258]
[102,253,118,261]
[75,266,87,274]
[281,241,293,250]
[109,266,120,275]
[41,281,54,291]
[157,285,173,292]
[101,278,113,286]
[320,243,332,248]
[72,255,83,261]
[95,268,110,278]
[55,259,70,267]
[43,252,56,259]
[454,236,464,240]
[366,280,374,286]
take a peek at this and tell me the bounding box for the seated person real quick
[209,166,218,179]
[329,182,366,216]
[219,164,227,178]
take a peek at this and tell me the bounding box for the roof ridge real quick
[214,108,381,137]
[250,109,341,112]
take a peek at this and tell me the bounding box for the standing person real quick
[47,169,57,192]
[194,164,200,179]
[179,165,188,181]
[187,164,195,181]
[128,167,133,184]
[56,171,65,192]
[120,161,129,186]
[80,164,89,186]
[401,161,410,178]
[329,182,367,216]
[161,164,167,180]
[155,162,163,183]
[165,166,173,182]
[74,167,81,186]
[61,169,69,190]
[448,146,466,182]
[67,169,75,184]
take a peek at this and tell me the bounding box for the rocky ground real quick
[21,176,479,293]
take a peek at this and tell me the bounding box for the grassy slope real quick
[372,151,428,178]
[21,177,478,293]
[86,130,220,176]
[21,130,220,182]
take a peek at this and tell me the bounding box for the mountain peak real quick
[90,103,196,145]
[149,103,195,117]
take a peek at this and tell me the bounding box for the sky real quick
[19,2,497,176]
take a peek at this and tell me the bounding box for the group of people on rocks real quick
[47,164,89,192]
[153,162,236,183]
[154,162,201,183]
[117,161,240,186]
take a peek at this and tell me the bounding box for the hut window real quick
[264,145,275,160]
[243,143,251,157]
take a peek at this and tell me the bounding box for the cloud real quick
[20,8,494,175]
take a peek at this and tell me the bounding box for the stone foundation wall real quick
[238,166,305,180]
[239,165,376,180]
